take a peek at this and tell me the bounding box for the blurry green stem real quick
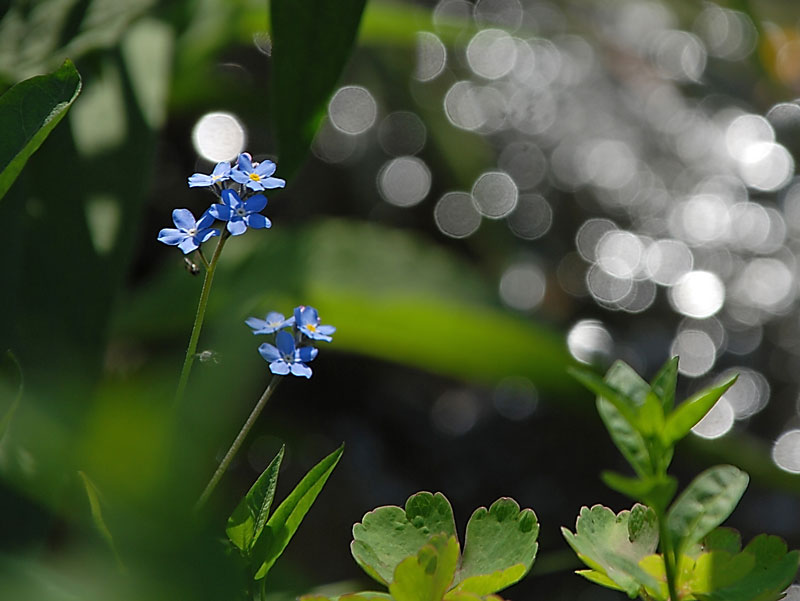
[174,230,230,406]
[657,510,679,601]
[195,376,282,510]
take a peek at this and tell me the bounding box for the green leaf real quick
[390,534,460,601]
[0,350,23,441]
[663,375,738,445]
[666,465,749,555]
[270,0,368,179]
[562,504,661,598]
[569,368,640,431]
[452,498,539,595]
[604,361,651,406]
[77,471,124,570]
[300,594,394,601]
[703,528,742,555]
[601,472,677,510]
[0,59,81,201]
[252,444,344,580]
[226,445,285,554]
[575,569,626,592]
[351,491,457,586]
[650,357,679,413]
[596,399,650,478]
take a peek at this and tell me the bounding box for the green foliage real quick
[225,444,343,581]
[0,59,81,201]
[318,492,537,601]
[569,358,800,601]
[0,350,23,441]
[270,0,368,179]
[78,471,124,570]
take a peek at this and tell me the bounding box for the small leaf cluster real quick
[225,444,343,581]
[566,358,800,601]
[304,492,539,601]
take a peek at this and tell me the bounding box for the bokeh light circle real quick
[191,112,246,162]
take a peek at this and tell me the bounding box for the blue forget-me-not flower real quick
[294,306,336,342]
[158,209,219,254]
[231,153,286,192]
[188,161,232,188]
[246,312,295,335]
[259,331,318,378]
[208,188,271,236]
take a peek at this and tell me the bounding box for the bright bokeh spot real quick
[191,112,245,162]
[328,86,377,135]
[692,397,734,439]
[472,171,518,218]
[669,270,725,318]
[378,157,431,207]
[434,192,482,238]
[567,319,613,365]
[415,32,447,81]
[773,430,800,473]
[499,262,546,311]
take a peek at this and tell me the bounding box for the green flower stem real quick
[657,509,679,601]
[195,376,283,510]
[174,229,230,406]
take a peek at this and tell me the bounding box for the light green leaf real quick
[0,350,23,441]
[271,0,367,178]
[650,357,679,413]
[569,368,640,431]
[601,471,677,510]
[596,399,650,478]
[452,498,538,595]
[351,492,457,586]
[300,594,394,601]
[663,375,738,445]
[390,535,460,601]
[666,465,749,555]
[576,569,626,591]
[562,504,660,598]
[226,445,285,554]
[604,361,651,406]
[0,59,81,201]
[252,444,344,580]
[77,471,123,571]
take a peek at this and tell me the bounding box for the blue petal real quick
[245,180,265,191]
[258,342,282,362]
[270,361,291,376]
[237,153,254,173]
[296,346,318,362]
[318,325,336,336]
[265,311,286,324]
[196,211,216,229]
[188,174,213,187]
[212,162,231,177]
[255,160,276,177]
[245,213,270,230]
[172,208,196,231]
[178,237,199,254]
[208,204,232,221]
[221,188,243,208]
[261,177,286,189]
[230,170,249,185]
[227,218,247,236]
[290,363,312,378]
[196,228,219,244]
[246,317,269,333]
[158,228,185,246]
[245,194,267,213]
[275,330,296,356]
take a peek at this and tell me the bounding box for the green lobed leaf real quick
[270,0,368,179]
[451,498,539,595]
[663,375,738,445]
[666,465,749,556]
[0,350,23,441]
[562,504,661,598]
[0,59,81,201]
[389,534,460,601]
[226,445,285,554]
[351,492,457,586]
[650,357,679,413]
[601,471,677,511]
[252,444,344,580]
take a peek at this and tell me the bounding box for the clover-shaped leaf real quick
[352,492,457,585]
[451,498,538,596]
[389,534,460,601]
[562,504,660,598]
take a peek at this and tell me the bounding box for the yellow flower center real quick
[249,173,262,182]
[307,324,317,332]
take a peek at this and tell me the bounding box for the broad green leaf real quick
[301,594,394,601]
[638,554,669,601]
[569,368,640,430]
[688,550,756,594]
[666,465,749,555]
[703,528,742,555]
[444,593,503,601]
[576,569,626,591]
[252,444,344,579]
[0,59,81,201]
[562,504,660,598]
[77,471,123,570]
[604,361,651,406]
[0,350,23,441]
[390,535,459,601]
[663,375,738,445]
[596,399,650,478]
[601,472,677,511]
[352,492,457,586]
[452,498,538,595]
[650,357,679,413]
[270,0,368,179]
[226,445,285,554]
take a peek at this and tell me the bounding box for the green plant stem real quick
[195,376,282,510]
[174,230,230,406]
[657,510,679,601]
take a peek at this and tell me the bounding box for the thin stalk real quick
[195,376,282,510]
[657,511,680,601]
[174,230,230,405]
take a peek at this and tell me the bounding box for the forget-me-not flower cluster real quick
[158,153,285,254]
[248,306,335,378]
